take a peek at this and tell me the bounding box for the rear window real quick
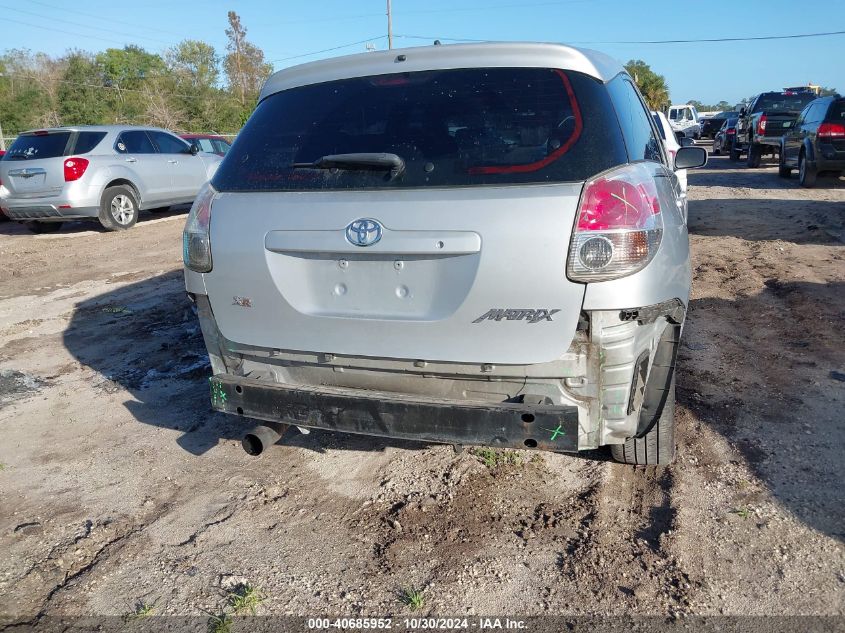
[73,131,107,155]
[3,132,70,161]
[752,93,816,113]
[213,67,627,191]
[827,100,845,121]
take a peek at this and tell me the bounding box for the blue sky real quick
[2,0,842,105]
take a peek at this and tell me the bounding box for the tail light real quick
[757,115,767,135]
[567,163,663,282]
[818,123,845,139]
[63,157,89,181]
[183,182,217,273]
[727,128,736,135]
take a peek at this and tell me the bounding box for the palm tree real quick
[625,59,670,110]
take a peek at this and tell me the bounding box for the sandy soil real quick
[0,158,843,626]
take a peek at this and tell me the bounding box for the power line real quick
[397,29,845,46]
[578,30,845,44]
[0,5,177,47]
[28,0,191,39]
[270,36,387,64]
[269,0,595,25]
[1,17,148,47]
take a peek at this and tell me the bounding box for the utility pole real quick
[387,0,393,49]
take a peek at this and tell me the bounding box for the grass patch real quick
[731,506,751,520]
[399,587,425,611]
[0,463,6,471]
[207,612,232,633]
[124,601,155,621]
[228,583,265,615]
[470,448,523,469]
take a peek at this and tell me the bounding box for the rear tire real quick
[611,377,676,466]
[729,141,741,161]
[746,142,762,168]
[799,151,817,188]
[24,221,64,234]
[778,149,792,178]
[99,185,139,231]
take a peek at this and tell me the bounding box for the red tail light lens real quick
[757,115,767,135]
[818,123,845,139]
[567,163,663,282]
[727,128,736,135]
[63,157,89,181]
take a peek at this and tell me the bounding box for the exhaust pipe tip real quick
[241,423,288,456]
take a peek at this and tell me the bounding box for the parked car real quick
[731,90,817,166]
[184,42,707,465]
[652,110,687,192]
[712,117,738,155]
[700,111,740,139]
[0,126,222,232]
[779,95,845,187]
[181,134,232,157]
[667,104,701,139]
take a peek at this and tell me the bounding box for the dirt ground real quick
[0,157,843,627]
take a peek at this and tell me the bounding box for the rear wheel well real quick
[103,179,140,206]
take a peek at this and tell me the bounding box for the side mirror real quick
[739,108,747,117]
[675,146,707,170]
[679,137,695,148]
[674,131,685,144]
[190,143,200,155]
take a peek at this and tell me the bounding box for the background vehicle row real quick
[0,126,222,232]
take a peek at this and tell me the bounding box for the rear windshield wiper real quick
[291,152,405,179]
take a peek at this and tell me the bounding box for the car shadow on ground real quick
[0,206,189,236]
[62,272,844,540]
[689,155,845,191]
[61,271,437,457]
[688,197,845,244]
[678,280,845,542]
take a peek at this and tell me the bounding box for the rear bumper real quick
[209,374,579,452]
[0,189,100,220]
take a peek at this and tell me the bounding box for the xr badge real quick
[472,308,561,324]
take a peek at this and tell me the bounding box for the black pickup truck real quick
[731,91,818,167]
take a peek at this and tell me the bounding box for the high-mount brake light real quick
[818,122,845,139]
[63,157,89,182]
[183,182,217,273]
[567,163,663,282]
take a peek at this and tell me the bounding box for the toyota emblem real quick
[345,218,383,247]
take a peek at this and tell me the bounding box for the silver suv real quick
[184,43,706,464]
[0,126,222,232]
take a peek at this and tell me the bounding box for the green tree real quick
[96,45,165,122]
[166,40,219,90]
[624,59,670,111]
[818,86,839,97]
[57,51,105,125]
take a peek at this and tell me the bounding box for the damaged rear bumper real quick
[209,374,580,452]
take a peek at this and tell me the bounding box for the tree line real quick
[0,11,271,137]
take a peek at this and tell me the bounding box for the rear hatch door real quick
[204,185,586,365]
[0,131,71,198]
[200,64,630,364]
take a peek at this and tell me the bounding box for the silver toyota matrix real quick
[184,43,707,464]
